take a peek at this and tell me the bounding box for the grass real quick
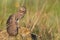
[0,0,60,40]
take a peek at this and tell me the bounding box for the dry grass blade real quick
[31,0,47,32]
[26,10,30,28]
[53,0,57,7]
[55,12,60,33]
[2,0,7,17]
[48,0,58,33]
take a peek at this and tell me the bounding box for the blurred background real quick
[0,0,60,40]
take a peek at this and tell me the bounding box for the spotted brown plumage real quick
[6,6,26,36]
[7,15,18,36]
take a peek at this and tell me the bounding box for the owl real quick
[6,6,26,36]
[6,14,18,36]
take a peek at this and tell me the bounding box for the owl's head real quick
[18,6,26,14]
